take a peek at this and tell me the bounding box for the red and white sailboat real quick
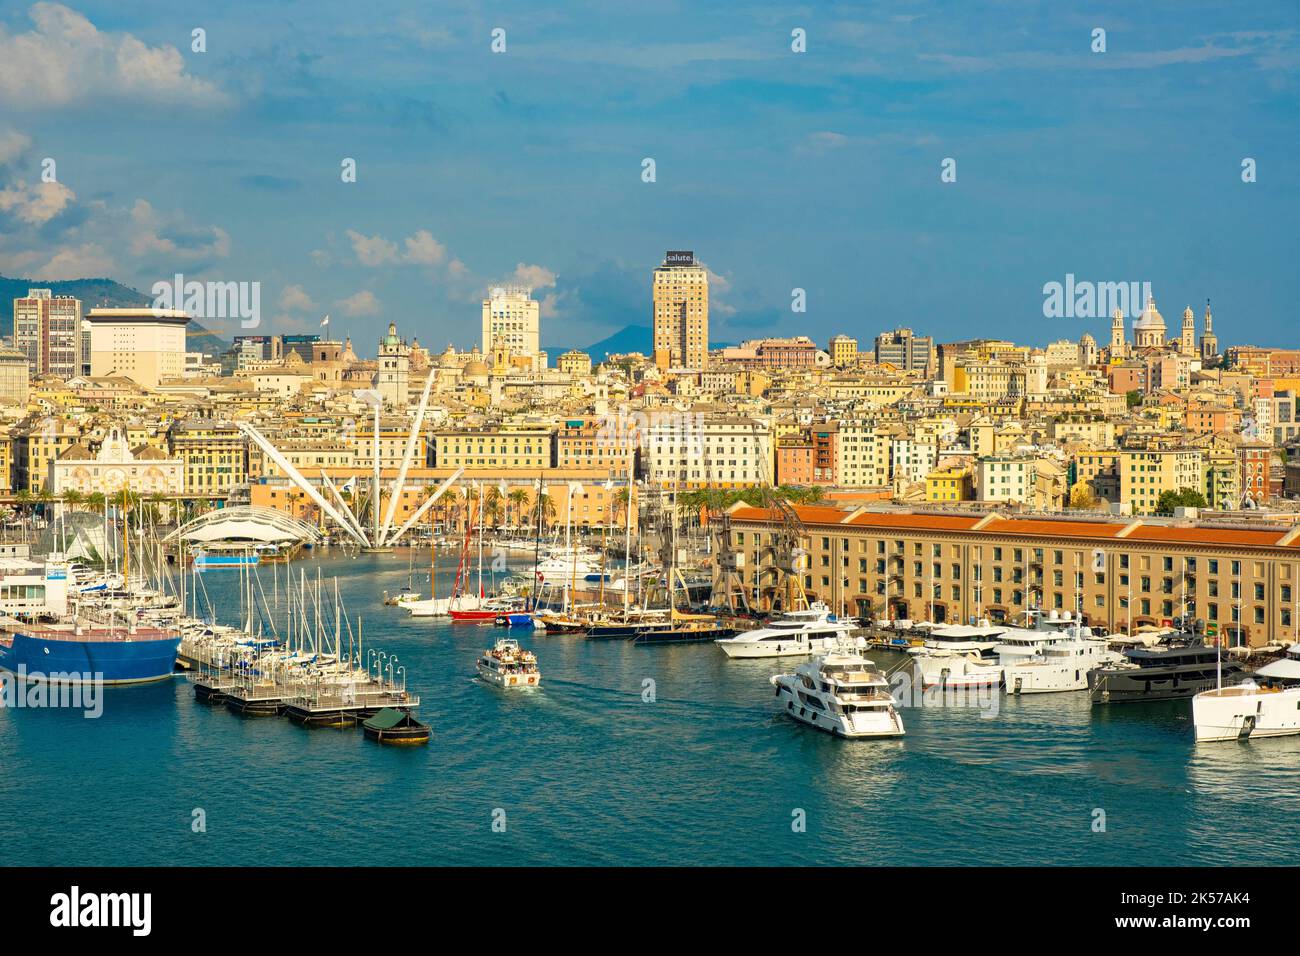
[449,483,519,621]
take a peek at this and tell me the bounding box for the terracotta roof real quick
[844,512,981,532]
[992,518,1127,538]
[729,503,1300,552]
[1124,526,1288,548]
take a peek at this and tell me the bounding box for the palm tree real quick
[538,491,557,533]
[61,488,84,513]
[484,485,503,531]
[508,488,530,531]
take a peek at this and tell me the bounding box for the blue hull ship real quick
[0,624,181,684]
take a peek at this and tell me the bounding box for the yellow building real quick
[167,418,247,499]
[558,350,593,377]
[926,465,973,503]
[12,416,81,493]
[433,427,552,472]
[1119,448,1204,515]
[829,335,858,367]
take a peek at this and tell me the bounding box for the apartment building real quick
[1119,448,1203,515]
[640,416,769,488]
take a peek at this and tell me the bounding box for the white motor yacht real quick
[715,601,855,659]
[1003,639,1124,693]
[908,646,1004,689]
[1193,643,1300,741]
[770,643,905,739]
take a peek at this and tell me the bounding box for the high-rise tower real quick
[481,286,540,361]
[652,250,708,369]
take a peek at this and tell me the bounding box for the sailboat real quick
[449,482,519,621]
[383,550,422,606]
[629,489,733,645]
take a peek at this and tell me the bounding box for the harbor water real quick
[3,549,1298,866]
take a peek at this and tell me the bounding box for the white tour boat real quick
[715,601,855,659]
[476,637,541,689]
[770,643,905,738]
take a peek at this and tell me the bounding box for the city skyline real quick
[0,2,1297,351]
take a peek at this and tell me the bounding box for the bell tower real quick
[1110,308,1127,358]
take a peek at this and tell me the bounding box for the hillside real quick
[1,274,231,357]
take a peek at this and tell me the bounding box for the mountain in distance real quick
[0,274,232,357]
[545,323,738,360]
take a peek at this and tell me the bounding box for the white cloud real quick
[0,179,74,225]
[337,290,381,316]
[348,227,453,269]
[347,229,399,266]
[278,283,315,311]
[0,3,229,108]
[508,263,557,289]
[403,229,446,265]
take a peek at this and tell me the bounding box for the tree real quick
[1156,487,1208,514]
[1068,482,1097,510]
[508,488,530,529]
[1125,390,1142,409]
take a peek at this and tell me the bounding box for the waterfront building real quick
[49,426,184,497]
[433,426,552,472]
[727,502,1300,646]
[652,250,708,370]
[640,415,769,489]
[11,416,83,494]
[166,417,247,499]
[86,307,189,387]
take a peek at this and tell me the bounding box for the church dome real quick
[1133,297,1166,331]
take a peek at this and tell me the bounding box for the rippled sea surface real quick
[4,549,1299,866]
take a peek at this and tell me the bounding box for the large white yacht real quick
[716,601,855,659]
[1003,638,1124,693]
[770,643,905,738]
[1193,643,1300,742]
[908,646,1004,689]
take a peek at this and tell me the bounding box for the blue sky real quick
[0,1,1297,354]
